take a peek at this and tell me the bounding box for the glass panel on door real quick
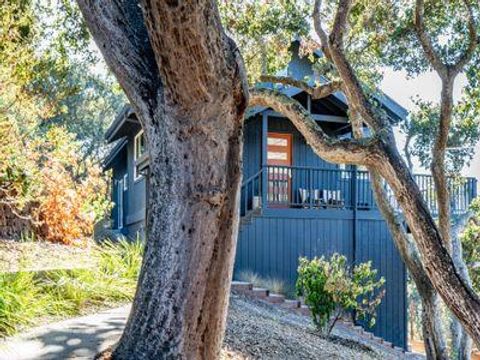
[267,132,292,206]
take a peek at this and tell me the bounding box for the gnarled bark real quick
[77,0,248,358]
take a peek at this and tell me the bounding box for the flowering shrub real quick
[296,253,385,335]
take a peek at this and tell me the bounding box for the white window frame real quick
[117,179,124,229]
[123,173,128,191]
[134,130,145,180]
[339,164,351,179]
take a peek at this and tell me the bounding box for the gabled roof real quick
[105,41,408,144]
[248,41,407,123]
[103,137,128,169]
[105,105,139,143]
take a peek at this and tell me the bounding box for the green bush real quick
[0,239,143,337]
[296,254,385,335]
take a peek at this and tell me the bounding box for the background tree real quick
[219,0,310,82]
[1,0,121,241]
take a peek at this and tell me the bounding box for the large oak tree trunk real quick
[114,94,245,359]
[77,0,248,358]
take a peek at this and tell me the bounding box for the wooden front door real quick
[267,132,292,206]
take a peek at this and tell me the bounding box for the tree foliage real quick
[219,0,311,83]
[1,0,120,243]
[402,97,480,173]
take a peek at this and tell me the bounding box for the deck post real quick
[352,165,358,264]
[262,113,268,209]
[308,168,313,208]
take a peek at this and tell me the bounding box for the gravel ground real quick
[0,294,422,359]
[0,239,94,273]
[224,294,412,360]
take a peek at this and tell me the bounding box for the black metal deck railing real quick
[240,165,478,217]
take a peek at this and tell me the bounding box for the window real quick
[134,131,146,180]
[339,164,351,179]
[123,173,128,191]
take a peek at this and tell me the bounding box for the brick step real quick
[297,304,311,316]
[281,299,301,309]
[231,281,253,293]
[250,287,269,298]
[361,331,374,340]
[382,340,393,348]
[264,293,285,304]
[353,325,363,332]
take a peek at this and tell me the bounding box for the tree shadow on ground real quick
[0,310,128,360]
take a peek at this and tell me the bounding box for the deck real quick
[240,165,478,217]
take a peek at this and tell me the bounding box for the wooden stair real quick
[240,208,262,226]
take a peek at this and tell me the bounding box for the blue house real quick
[102,42,477,350]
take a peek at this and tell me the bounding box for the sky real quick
[380,69,480,180]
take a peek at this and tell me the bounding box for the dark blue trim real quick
[261,208,387,220]
[103,138,128,169]
[261,113,268,208]
[105,105,134,142]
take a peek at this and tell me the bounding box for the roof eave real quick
[103,137,128,170]
[105,105,135,143]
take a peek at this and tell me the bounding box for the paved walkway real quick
[0,306,130,360]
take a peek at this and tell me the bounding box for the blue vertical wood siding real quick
[238,115,407,349]
[355,219,407,349]
[235,213,407,349]
[109,146,127,232]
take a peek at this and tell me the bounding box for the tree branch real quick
[414,0,449,78]
[259,75,342,100]
[314,0,389,134]
[415,0,478,78]
[427,0,477,247]
[370,172,430,284]
[249,88,380,165]
[451,0,479,74]
[313,0,332,61]
[431,77,455,247]
[351,109,433,298]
